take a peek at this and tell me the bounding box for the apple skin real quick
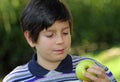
[75,59,95,81]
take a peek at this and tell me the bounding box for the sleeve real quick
[92,59,117,82]
[71,55,117,82]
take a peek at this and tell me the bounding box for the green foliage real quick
[0,0,27,33]
[66,0,120,48]
[0,26,33,76]
[0,0,33,76]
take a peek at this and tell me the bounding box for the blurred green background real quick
[0,0,120,81]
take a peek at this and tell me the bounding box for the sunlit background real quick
[0,0,120,81]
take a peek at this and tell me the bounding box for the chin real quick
[57,53,67,61]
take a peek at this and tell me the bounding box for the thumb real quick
[83,81,88,82]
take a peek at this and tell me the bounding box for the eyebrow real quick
[46,27,70,32]
[62,27,70,31]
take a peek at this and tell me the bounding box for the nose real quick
[55,35,64,44]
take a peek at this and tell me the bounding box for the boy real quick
[3,0,117,82]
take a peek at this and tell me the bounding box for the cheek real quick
[41,39,54,49]
[45,41,53,47]
[66,36,71,46]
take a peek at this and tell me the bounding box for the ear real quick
[24,31,35,47]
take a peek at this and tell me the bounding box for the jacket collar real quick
[28,54,73,77]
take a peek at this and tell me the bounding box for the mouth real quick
[53,49,65,54]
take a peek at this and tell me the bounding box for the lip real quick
[53,49,65,53]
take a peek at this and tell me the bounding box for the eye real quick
[63,29,70,35]
[63,32,69,35]
[46,34,53,38]
[45,32,54,38]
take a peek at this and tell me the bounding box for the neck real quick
[37,55,61,70]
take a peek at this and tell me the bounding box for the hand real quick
[83,65,110,82]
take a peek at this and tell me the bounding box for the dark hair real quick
[20,0,72,43]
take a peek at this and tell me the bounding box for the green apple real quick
[75,59,95,81]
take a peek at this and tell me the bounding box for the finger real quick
[92,65,106,78]
[87,65,106,78]
[84,72,110,82]
[92,65,105,72]
[84,72,97,81]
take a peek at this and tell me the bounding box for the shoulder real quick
[70,55,106,69]
[3,63,32,82]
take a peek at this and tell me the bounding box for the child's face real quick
[35,21,71,63]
